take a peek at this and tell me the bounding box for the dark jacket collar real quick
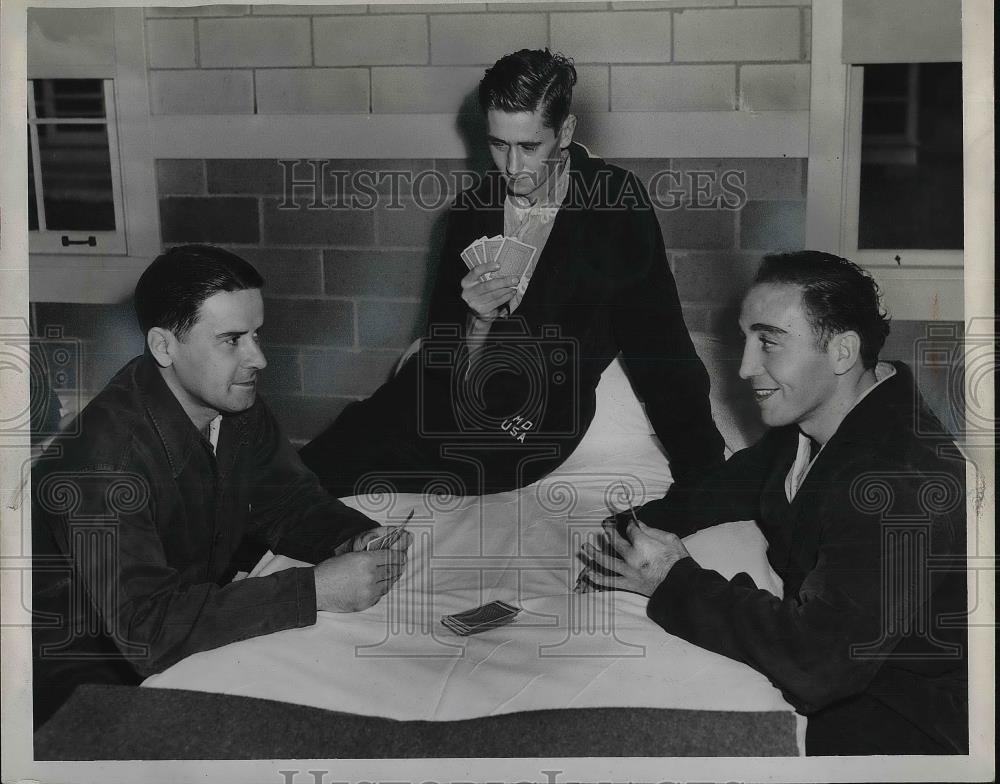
[816,360,952,452]
[134,354,208,479]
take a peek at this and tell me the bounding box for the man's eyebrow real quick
[749,323,788,335]
[215,329,249,339]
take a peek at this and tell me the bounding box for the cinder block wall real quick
[33,1,962,443]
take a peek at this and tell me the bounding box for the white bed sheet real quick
[144,353,803,751]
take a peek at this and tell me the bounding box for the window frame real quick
[840,64,964,271]
[28,77,128,255]
[27,8,161,304]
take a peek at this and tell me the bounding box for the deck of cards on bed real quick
[144,343,802,754]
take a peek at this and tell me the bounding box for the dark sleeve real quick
[645,467,956,714]
[624,435,775,537]
[249,398,378,563]
[34,461,320,679]
[610,179,725,485]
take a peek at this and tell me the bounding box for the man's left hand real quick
[577,517,691,596]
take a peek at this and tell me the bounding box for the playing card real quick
[460,245,478,270]
[495,238,536,281]
[484,236,504,266]
[363,511,413,551]
[441,601,520,636]
[472,237,488,266]
[364,528,403,551]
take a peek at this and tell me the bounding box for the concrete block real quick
[488,2,609,10]
[612,1,733,7]
[146,6,250,17]
[357,300,424,349]
[257,347,302,393]
[199,17,311,67]
[159,197,260,243]
[671,157,804,201]
[673,8,799,62]
[264,297,354,347]
[28,8,115,71]
[207,159,286,195]
[372,66,482,113]
[574,65,610,113]
[253,3,366,13]
[261,198,375,245]
[671,251,758,304]
[739,64,810,111]
[314,15,429,66]
[376,198,449,248]
[265,393,357,443]
[551,10,671,63]
[146,19,197,68]
[324,249,434,298]
[611,65,735,111]
[658,204,736,250]
[237,248,324,296]
[372,3,487,11]
[301,349,400,396]
[256,68,370,113]
[149,70,254,114]
[156,159,205,195]
[739,199,805,250]
[430,13,547,65]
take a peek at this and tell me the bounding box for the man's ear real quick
[829,330,862,375]
[558,114,577,149]
[147,327,175,369]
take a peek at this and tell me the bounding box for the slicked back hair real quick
[754,251,890,370]
[134,245,264,341]
[478,48,577,131]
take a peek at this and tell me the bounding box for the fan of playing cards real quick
[441,600,522,636]
[364,510,413,551]
[461,235,538,313]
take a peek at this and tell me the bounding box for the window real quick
[28,78,127,255]
[840,62,963,271]
[857,63,963,251]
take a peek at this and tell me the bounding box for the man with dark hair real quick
[301,48,724,497]
[32,245,410,727]
[577,251,968,755]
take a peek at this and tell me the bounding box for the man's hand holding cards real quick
[460,235,537,319]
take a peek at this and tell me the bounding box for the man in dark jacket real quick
[301,48,724,497]
[578,251,967,755]
[32,245,410,728]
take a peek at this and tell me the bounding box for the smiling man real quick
[32,245,410,727]
[301,48,724,498]
[577,251,968,756]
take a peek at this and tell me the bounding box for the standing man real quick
[301,48,724,497]
[32,245,410,727]
[578,252,968,755]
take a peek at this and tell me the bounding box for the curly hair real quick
[754,251,891,369]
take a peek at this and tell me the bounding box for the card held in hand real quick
[441,600,521,636]
[496,237,536,281]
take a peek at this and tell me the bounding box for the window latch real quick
[61,235,97,247]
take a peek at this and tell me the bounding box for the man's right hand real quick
[461,262,519,321]
[313,549,407,613]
